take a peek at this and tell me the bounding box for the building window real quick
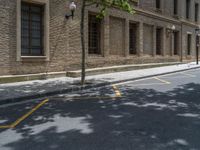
[186,0,190,19]
[156,0,161,9]
[187,34,192,55]
[129,23,137,55]
[88,14,101,54]
[174,32,179,55]
[195,3,199,22]
[156,28,162,55]
[174,0,178,15]
[21,2,44,56]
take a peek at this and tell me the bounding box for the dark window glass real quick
[174,0,178,15]
[186,0,190,19]
[187,34,191,55]
[156,28,162,55]
[21,2,44,56]
[88,14,101,54]
[156,0,161,9]
[195,3,199,22]
[174,32,179,55]
[129,23,137,55]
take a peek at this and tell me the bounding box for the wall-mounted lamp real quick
[65,1,77,20]
[166,25,176,37]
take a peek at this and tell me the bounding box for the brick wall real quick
[0,0,199,76]
[143,24,153,55]
[109,16,125,56]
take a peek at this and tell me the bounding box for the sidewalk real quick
[0,62,199,105]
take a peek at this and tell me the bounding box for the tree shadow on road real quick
[1,83,200,150]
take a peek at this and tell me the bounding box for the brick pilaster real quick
[138,22,144,56]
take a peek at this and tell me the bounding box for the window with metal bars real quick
[174,32,179,55]
[195,3,199,22]
[174,0,178,15]
[156,28,162,55]
[21,2,44,56]
[129,23,137,55]
[187,34,191,55]
[88,14,101,54]
[186,0,190,19]
[156,0,161,9]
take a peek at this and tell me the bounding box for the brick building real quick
[0,0,200,76]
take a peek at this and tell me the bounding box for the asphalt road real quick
[1,69,200,150]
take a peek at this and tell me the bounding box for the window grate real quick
[88,14,101,54]
[21,2,44,56]
[195,3,199,22]
[156,28,162,55]
[129,23,137,55]
[187,34,191,55]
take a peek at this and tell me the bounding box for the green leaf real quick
[85,0,135,18]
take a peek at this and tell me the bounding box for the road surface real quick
[0,69,200,150]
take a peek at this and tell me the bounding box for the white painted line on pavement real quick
[180,72,196,77]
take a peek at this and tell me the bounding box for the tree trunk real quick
[81,0,86,85]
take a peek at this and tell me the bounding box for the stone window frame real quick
[16,0,49,61]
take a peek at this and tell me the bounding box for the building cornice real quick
[135,8,199,27]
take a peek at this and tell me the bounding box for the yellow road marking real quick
[0,99,49,129]
[180,72,196,77]
[153,77,171,84]
[0,125,11,129]
[112,85,122,97]
[10,99,49,128]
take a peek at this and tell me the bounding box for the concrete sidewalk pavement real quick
[0,62,199,105]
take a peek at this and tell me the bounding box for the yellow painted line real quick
[112,85,122,97]
[153,77,171,84]
[0,99,48,129]
[180,72,196,77]
[0,125,11,129]
[10,99,49,128]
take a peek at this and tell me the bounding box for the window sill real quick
[20,56,48,62]
[173,15,179,19]
[155,54,163,56]
[186,55,192,59]
[155,8,162,13]
[88,54,103,58]
[129,54,138,57]
[185,18,191,22]
[21,56,47,59]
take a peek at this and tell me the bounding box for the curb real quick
[0,66,200,105]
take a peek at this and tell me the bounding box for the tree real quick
[80,0,134,85]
